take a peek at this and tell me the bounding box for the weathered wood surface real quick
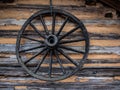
[0,0,120,90]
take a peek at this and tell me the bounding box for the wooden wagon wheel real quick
[16,1,89,81]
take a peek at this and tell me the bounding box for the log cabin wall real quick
[0,0,120,90]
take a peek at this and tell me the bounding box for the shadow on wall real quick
[0,0,14,3]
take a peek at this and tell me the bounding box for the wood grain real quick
[0,0,85,6]
[0,0,119,89]
[0,38,120,46]
[0,25,120,35]
[0,5,117,19]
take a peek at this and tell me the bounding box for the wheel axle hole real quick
[48,36,55,44]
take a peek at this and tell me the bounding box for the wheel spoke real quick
[19,45,45,53]
[59,45,85,54]
[21,35,44,43]
[40,15,49,35]
[24,47,47,64]
[54,50,66,74]
[34,49,49,73]
[30,22,45,39]
[52,13,56,34]
[48,50,53,77]
[59,25,80,41]
[56,17,69,36]
[59,38,85,44]
[57,49,78,67]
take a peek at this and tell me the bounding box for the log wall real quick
[0,0,120,90]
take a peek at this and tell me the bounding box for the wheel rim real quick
[16,9,89,81]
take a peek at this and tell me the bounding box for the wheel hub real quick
[45,35,58,47]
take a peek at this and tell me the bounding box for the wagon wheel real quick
[16,9,89,81]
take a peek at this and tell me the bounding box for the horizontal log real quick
[0,25,119,41]
[0,85,119,90]
[0,68,119,88]
[0,44,120,55]
[90,40,120,47]
[0,19,119,28]
[17,63,120,68]
[1,81,120,90]
[0,0,85,6]
[27,85,120,90]
[0,66,120,77]
[0,76,114,84]
[86,59,120,63]
[0,53,119,60]
[0,25,120,39]
[88,54,120,60]
[1,83,120,90]
[84,63,120,68]
[1,56,120,67]
[0,31,119,40]
[0,38,16,44]
[0,57,120,68]
[0,38,119,47]
[0,25,120,35]
[0,87,14,90]
[18,0,85,6]
[1,56,120,64]
[87,25,120,35]
[15,86,27,90]
[2,52,120,69]
[0,69,118,88]
[0,6,117,19]
[114,76,120,80]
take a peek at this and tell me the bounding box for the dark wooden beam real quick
[0,0,14,3]
[100,0,120,12]
[85,0,97,5]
